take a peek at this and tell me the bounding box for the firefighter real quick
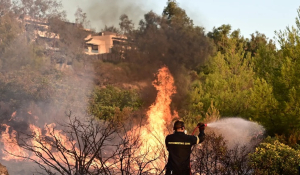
[165,120,205,175]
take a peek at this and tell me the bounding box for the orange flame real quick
[44,123,79,166]
[147,66,177,136]
[8,111,16,121]
[129,66,178,169]
[1,124,28,161]
[142,66,177,144]
[1,122,97,167]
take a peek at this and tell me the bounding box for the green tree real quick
[162,0,193,27]
[193,37,255,117]
[255,6,300,139]
[207,24,246,55]
[119,14,134,34]
[251,33,278,83]
[89,86,142,121]
[187,25,280,136]
[246,31,276,57]
[247,78,279,134]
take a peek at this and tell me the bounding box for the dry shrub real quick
[191,132,260,175]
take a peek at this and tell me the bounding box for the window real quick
[113,40,121,45]
[92,45,98,50]
[92,45,99,53]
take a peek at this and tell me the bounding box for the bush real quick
[191,132,258,175]
[89,85,142,121]
[249,137,300,175]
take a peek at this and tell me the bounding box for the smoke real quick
[0,67,95,175]
[66,0,163,31]
[0,11,95,173]
[206,117,265,148]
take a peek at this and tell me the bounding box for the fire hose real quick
[190,123,207,175]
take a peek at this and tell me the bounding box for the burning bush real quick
[1,115,167,174]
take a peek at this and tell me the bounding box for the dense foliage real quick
[88,85,142,121]
[249,137,300,175]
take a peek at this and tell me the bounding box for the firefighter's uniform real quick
[165,130,205,175]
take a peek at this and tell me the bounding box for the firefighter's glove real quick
[197,123,205,131]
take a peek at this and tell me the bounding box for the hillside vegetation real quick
[1,0,300,174]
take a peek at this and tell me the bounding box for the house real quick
[84,31,126,55]
[23,15,60,40]
[23,15,126,57]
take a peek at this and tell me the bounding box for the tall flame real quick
[144,66,176,143]
[133,66,178,168]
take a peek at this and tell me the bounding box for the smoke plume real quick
[73,0,162,30]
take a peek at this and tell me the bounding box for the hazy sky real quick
[61,0,300,40]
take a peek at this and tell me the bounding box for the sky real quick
[61,0,300,41]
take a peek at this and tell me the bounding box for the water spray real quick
[191,118,265,148]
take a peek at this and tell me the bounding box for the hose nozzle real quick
[192,123,207,135]
[198,123,207,128]
[202,123,207,128]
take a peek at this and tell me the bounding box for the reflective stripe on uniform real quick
[168,142,191,145]
[196,136,199,144]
